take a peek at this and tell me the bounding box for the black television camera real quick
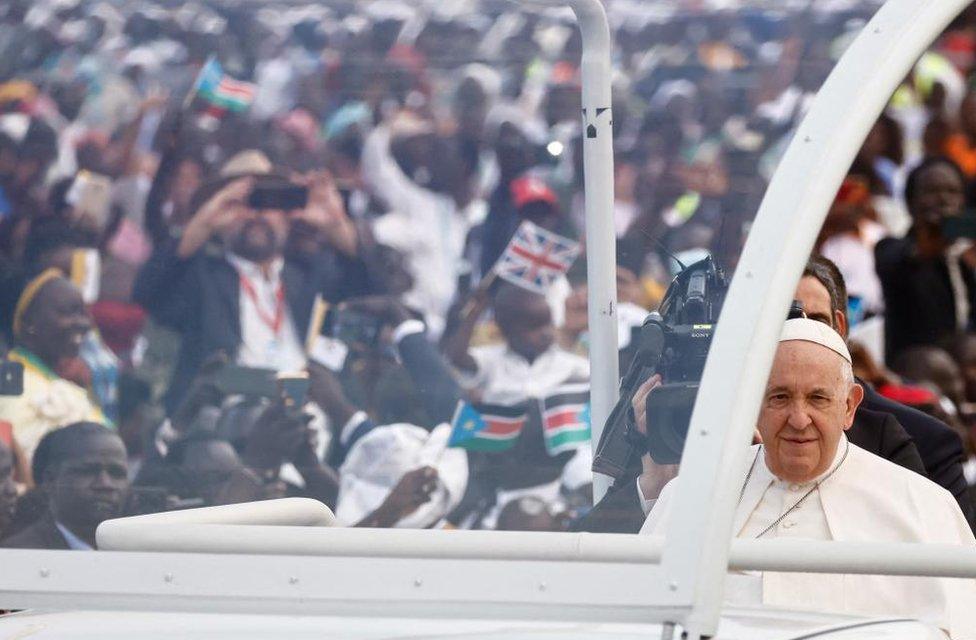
[593,256,729,478]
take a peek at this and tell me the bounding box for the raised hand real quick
[177,177,253,258]
[294,171,358,256]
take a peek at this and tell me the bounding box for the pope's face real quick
[758,341,863,483]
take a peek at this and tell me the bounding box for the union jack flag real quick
[495,221,579,294]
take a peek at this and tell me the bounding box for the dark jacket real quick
[397,332,464,426]
[846,407,926,477]
[574,403,929,535]
[859,380,974,528]
[0,512,71,550]
[134,239,369,412]
[875,236,976,361]
[571,478,644,534]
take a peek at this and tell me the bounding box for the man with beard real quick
[1,422,128,550]
[134,152,364,411]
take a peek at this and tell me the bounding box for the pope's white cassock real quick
[641,435,976,638]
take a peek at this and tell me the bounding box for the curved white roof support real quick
[660,1,974,637]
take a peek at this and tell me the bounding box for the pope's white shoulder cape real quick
[641,442,976,638]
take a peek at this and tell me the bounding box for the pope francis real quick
[641,318,976,638]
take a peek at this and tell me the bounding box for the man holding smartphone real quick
[134,150,364,411]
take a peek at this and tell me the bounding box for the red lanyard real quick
[239,274,286,335]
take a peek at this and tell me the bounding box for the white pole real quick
[557,0,619,501]
[518,0,618,501]
[653,2,973,638]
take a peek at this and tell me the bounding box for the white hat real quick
[780,318,852,364]
[336,423,468,528]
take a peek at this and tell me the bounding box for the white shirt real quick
[819,222,886,314]
[226,254,306,372]
[458,343,592,527]
[457,343,590,406]
[363,125,486,339]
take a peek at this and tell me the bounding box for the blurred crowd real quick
[2,0,976,549]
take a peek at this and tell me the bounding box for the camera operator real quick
[133,151,368,413]
[576,256,961,534]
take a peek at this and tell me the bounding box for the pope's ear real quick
[845,382,865,428]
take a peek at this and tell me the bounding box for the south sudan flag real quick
[541,383,591,456]
[191,57,256,113]
[448,401,527,453]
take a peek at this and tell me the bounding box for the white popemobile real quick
[1,1,975,639]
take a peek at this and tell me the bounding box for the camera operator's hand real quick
[632,374,661,436]
[241,398,314,473]
[177,177,253,258]
[340,296,414,328]
[632,374,679,502]
[357,466,438,528]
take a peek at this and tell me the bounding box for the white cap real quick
[780,318,852,364]
[336,423,468,528]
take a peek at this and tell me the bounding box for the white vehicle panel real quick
[0,610,940,640]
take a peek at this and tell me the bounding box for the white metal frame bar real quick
[3,1,975,632]
[659,1,975,638]
[4,534,976,620]
[96,525,976,579]
[534,0,620,501]
[0,548,672,623]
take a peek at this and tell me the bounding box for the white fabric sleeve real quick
[360,125,416,211]
[636,477,656,516]
[639,478,676,535]
[452,345,493,391]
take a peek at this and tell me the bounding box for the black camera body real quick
[642,258,728,464]
[592,256,728,477]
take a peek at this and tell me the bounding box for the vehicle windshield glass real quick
[3,0,970,554]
